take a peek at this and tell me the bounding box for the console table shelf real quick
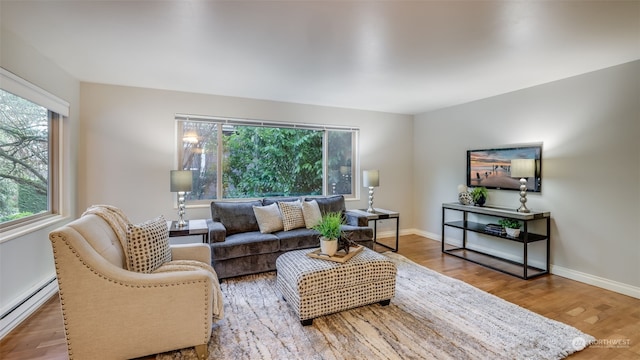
[441,203,550,280]
[444,248,548,278]
[444,220,548,243]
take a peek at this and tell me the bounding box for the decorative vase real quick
[505,228,521,237]
[474,195,486,207]
[320,237,338,256]
[458,192,472,205]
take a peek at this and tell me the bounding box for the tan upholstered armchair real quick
[49,206,223,359]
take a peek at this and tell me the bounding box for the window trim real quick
[175,114,359,132]
[0,68,69,116]
[175,114,360,205]
[0,68,69,236]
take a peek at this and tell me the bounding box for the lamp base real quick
[516,178,530,213]
[176,191,188,227]
[366,186,375,213]
[176,217,187,227]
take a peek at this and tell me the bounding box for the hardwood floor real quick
[1,235,638,359]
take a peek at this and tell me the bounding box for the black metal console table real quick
[441,202,550,279]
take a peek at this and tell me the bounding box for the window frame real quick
[0,68,68,235]
[175,114,360,206]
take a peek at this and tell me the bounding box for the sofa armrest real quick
[207,219,227,243]
[170,243,211,264]
[345,210,372,227]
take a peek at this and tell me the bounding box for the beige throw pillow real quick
[302,200,322,229]
[278,200,306,231]
[126,215,171,273]
[253,203,284,233]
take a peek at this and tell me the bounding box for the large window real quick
[0,69,67,229]
[176,116,358,203]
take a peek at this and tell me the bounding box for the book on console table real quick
[307,245,364,263]
[485,223,506,235]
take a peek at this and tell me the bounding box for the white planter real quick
[505,228,521,237]
[320,237,338,256]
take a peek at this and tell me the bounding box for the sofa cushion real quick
[278,200,306,231]
[262,196,300,206]
[126,215,171,273]
[211,200,262,235]
[307,195,346,215]
[301,200,322,229]
[253,203,284,233]
[275,228,320,251]
[210,232,280,261]
[212,252,283,280]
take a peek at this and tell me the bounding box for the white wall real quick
[414,61,640,297]
[78,83,414,232]
[0,28,80,336]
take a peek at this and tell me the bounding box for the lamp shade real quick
[510,159,535,178]
[170,170,193,192]
[363,170,380,188]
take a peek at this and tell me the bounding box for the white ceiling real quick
[2,1,639,115]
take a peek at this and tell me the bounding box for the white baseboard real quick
[0,277,59,339]
[374,228,415,242]
[551,265,640,299]
[409,230,640,299]
[417,229,440,241]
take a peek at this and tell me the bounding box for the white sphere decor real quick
[458,192,472,205]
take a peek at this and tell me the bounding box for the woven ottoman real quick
[276,247,396,325]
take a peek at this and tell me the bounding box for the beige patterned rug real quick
[157,253,594,359]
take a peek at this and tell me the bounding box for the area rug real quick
[157,253,594,359]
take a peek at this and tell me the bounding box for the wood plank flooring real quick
[1,235,638,359]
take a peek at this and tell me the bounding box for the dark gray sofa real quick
[207,195,374,279]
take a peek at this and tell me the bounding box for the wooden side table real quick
[167,219,209,243]
[349,209,400,252]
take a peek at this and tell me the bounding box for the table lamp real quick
[363,170,379,213]
[170,170,193,227]
[510,159,535,213]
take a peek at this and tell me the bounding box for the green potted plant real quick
[470,187,488,206]
[313,212,344,256]
[499,218,521,237]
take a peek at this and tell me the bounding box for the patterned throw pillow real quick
[278,200,306,231]
[253,203,284,233]
[126,215,171,273]
[302,200,322,229]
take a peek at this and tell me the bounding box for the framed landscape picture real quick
[466,145,542,192]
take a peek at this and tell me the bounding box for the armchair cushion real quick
[82,205,131,269]
[126,215,172,273]
[170,243,211,264]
